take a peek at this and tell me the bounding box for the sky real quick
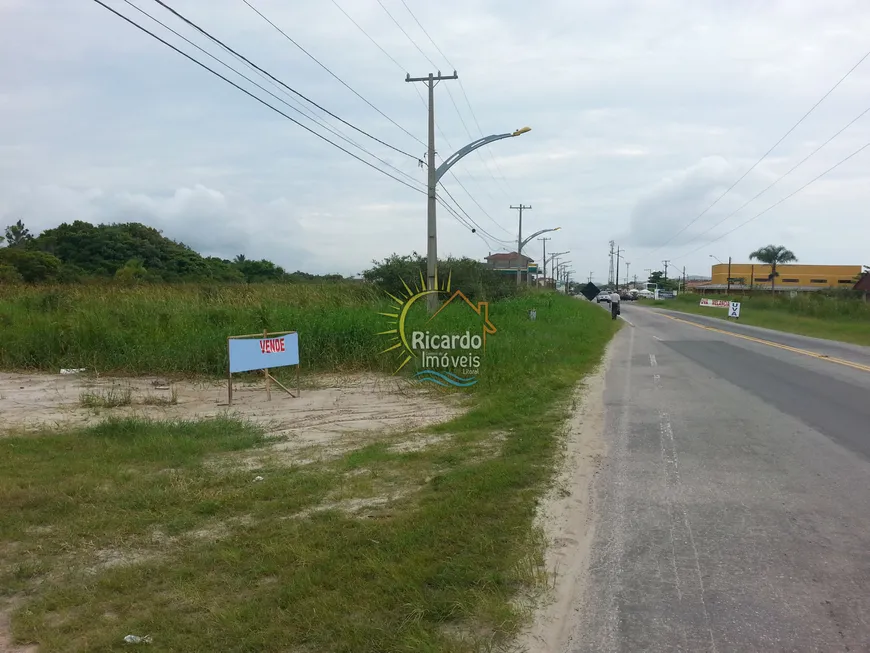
[2,0,870,283]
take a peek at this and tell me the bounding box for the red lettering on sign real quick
[258,338,286,354]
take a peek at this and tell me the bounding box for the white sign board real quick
[700,298,730,308]
[728,302,741,319]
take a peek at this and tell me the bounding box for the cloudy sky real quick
[2,0,869,281]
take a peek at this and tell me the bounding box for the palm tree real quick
[749,244,797,293]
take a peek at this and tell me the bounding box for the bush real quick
[0,249,62,282]
[363,253,520,303]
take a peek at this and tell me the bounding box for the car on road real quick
[596,293,611,303]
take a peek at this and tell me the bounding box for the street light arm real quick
[546,251,569,264]
[520,227,560,251]
[435,128,530,183]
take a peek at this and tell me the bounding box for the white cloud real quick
[1,0,870,282]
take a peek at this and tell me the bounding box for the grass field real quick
[651,292,870,346]
[0,285,619,652]
[0,283,389,375]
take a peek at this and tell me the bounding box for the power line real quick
[376,0,439,69]
[457,78,513,192]
[438,183,514,245]
[329,0,408,74]
[90,0,426,194]
[398,0,451,66]
[325,0,430,122]
[148,0,422,162]
[330,0,511,234]
[396,0,512,195]
[237,0,425,148]
[436,196,508,251]
[332,0,510,240]
[651,45,870,254]
[122,0,424,190]
[671,102,870,255]
[442,84,498,203]
[673,139,870,261]
[446,170,514,237]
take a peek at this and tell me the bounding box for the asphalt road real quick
[567,301,870,653]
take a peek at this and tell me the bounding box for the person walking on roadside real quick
[610,290,621,319]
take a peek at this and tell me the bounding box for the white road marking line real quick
[653,335,663,341]
[652,371,718,652]
[649,354,657,367]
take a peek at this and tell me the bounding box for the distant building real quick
[854,271,870,293]
[697,263,864,293]
[485,252,537,283]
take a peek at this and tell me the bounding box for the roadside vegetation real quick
[651,291,870,346]
[2,218,619,650]
[0,288,617,651]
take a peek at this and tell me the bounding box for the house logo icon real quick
[376,270,497,387]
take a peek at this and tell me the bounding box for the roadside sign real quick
[580,282,599,302]
[656,290,675,300]
[700,298,729,308]
[227,330,300,405]
[229,332,299,373]
[728,302,741,319]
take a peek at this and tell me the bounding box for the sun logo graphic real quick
[377,268,497,387]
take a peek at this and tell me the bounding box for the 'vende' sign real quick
[700,298,729,308]
[229,332,299,373]
[259,337,286,354]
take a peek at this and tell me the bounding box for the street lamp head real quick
[511,126,531,137]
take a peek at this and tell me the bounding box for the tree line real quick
[0,220,522,302]
[0,219,346,284]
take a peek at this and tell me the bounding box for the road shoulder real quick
[512,342,613,653]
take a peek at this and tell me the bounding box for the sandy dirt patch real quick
[512,345,612,653]
[0,372,463,451]
[0,599,37,653]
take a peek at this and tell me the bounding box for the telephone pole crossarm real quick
[405,71,458,83]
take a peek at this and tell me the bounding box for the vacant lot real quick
[0,286,618,652]
[652,291,870,346]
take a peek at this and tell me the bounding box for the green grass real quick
[650,292,870,346]
[0,291,619,652]
[0,283,391,376]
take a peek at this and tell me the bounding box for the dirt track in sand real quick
[0,372,463,448]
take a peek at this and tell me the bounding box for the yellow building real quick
[709,263,863,291]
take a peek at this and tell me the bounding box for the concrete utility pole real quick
[511,204,532,285]
[546,251,569,290]
[662,259,671,280]
[588,272,593,283]
[608,240,616,286]
[538,236,551,288]
[615,246,624,288]
[405,70,458,312]
[727,256,732,295]
[625,261,631,286]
